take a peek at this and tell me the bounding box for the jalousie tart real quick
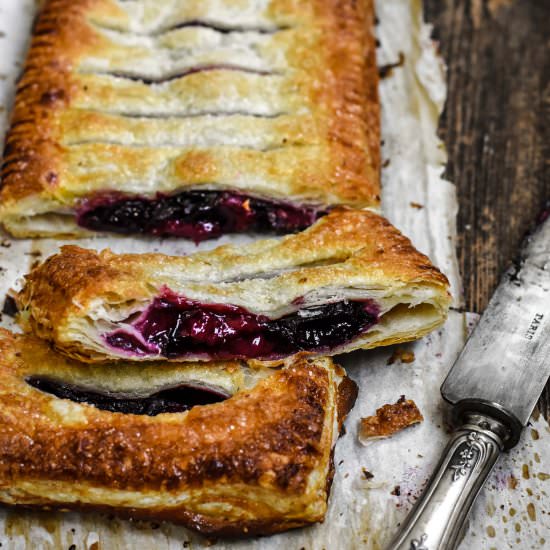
[0,329,357,537]
[0,0,379,240]
[17,209,451,363]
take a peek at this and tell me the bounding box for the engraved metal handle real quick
[387,413,510,550]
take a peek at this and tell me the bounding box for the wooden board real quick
[424,0,550,416]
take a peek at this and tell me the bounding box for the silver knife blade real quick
[442,211,550,429]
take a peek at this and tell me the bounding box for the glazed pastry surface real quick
[0,330,357,536]
[0,0,379,238]
[17,209,451,363]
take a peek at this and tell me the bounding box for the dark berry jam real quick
[26,376,228,416]
[104,290,380,360]
[76,191,325,242]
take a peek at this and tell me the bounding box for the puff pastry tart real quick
[0,329,357,536]
[0,0,379,239]
[17,209,451,363]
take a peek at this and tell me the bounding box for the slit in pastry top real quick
[26,375,230,415]
[0,0,380,238]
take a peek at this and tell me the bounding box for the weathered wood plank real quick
[423,0,550,417]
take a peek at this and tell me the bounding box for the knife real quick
[388,210,550,550]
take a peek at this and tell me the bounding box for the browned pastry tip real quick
[358,395,424,443]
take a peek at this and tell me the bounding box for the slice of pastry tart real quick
[0,329,357,537]
[17,209,451,363]
[0,0,379,239]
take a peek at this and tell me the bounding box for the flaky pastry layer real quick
[17,209,451,363]
[0,0,379,237]
[0,330,357,536]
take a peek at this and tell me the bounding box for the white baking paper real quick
[0,0,548,548]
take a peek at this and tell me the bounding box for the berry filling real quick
[104,290,380,360]
[76,191,325,242]
[26,376,228,416]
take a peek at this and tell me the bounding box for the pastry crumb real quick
[362,468,374,480]
[378,51,405,78]
[410,201,424,209]
[358,396,423,444]
[387,347,415,365]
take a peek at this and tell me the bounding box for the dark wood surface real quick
[423,0,550,416]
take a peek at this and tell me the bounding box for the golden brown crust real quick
[0,0,380,235]
[16,209,451,362]
[0,330,356,536]
[300,0,380,202]
[359,396,423,441]
[0,0,100,205]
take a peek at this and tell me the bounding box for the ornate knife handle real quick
[387,413,510,550]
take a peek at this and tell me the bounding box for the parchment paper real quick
[0,1,548,548]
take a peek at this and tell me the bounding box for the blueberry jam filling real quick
[26,376,228,416]
[104,290,380,360]
[77,191,325,242]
